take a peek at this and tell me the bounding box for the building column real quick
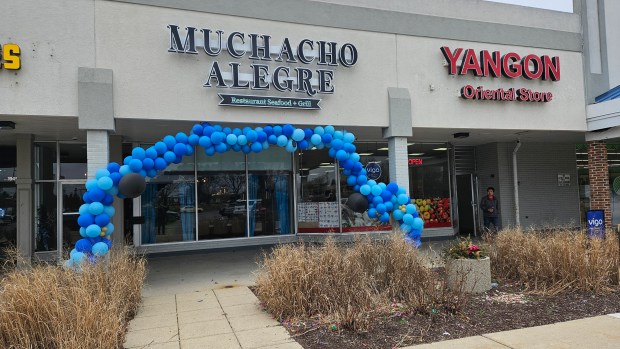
[78,67,115,178]
[109,135,124,248]
[15,134,33,267]
[587,140,612,229]
[384,87,413,194]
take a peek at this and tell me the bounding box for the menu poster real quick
[297,202,319,222]
[318,202,339,227]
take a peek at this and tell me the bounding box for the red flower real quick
[468,244,479,253]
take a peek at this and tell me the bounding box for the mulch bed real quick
[275,280,620,349]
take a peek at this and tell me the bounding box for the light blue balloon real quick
[316,143,325,149]
[333,130,344,139]
[406,204,416,214]
[79,204,90,215]
[400,223,412,233]
[350,153,360,163]
[314,126,325,135]
[97,176,113,191]
[226,134,237,145]
[397,194,409,205]
[103,205,115,217]
[360,184,371,195]
[88,202,104,215]
[70,248,78,259]
[105,223,114,235]
[86,179,98,191]
[336,150,349,161]
[119,165,131,176]
[95,169,111,180]
[237,134,247,145]
[324,125,335,134]
[277,135,288,147]
[370,185,382,196]
[71,252,87,264]
[85,224,101,238]
[378,183,387,190]
[343,133,355,143]
[367,180,377,187]
[285,140,297,153]
[106,186,119,196]
[92,242,109,257]
[412,217,424,230]
[396,188,406,196]
[292,128,305,142]
[392,210,404,221]
[310,134,322,145]
[79,227,86,237]
[403,213,414,225]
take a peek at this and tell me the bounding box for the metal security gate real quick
[453,146,480,236]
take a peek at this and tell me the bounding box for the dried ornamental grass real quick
[488,228,619,294]
[255,235,464,331]
[0,248,146,349]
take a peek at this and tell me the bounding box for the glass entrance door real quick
[58,181,86,259]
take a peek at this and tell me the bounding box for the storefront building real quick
[1,0,586,259]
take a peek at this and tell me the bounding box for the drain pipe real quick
[513,140,521,227]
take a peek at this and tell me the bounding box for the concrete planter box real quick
[446,257,491,293]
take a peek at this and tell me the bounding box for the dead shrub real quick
[487,228,619,294]
[0,247,146,348]
[255,234,463,331]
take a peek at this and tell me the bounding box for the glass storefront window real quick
[141,149,196,244]
[197,151,246,240]
[35,182,57,252]
[35,142,57,180]
[297,149,339,232]
[59,143,87,179]
[248,148,293,236]
[408,143,452,228]
[340,142,391,232]
[0,146,17,261]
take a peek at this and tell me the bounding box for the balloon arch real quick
[65,123,424,267]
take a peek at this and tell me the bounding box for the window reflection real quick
[35,183,57,252]
[0,146,17,261]
[297,149,339,233]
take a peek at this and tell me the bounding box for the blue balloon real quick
[347,176,357,186]
[101,194,114,206]
[105,223,114,235]
[257,131,267,143]
[103,238,112,249]
[141,158,154,171]
[236,134,247,145]
[132,148,146,160]
[97,176,113,191]
[86,179,98,191]
[368,208,377,219]
[85,224,101,238]
[282,124,294,137]
[273,125,282,136]
[241,145,251,154]
[343,143,356,153]
[314,126,325,135]
[324,125,335,134]
[176,132,189,144]
[78,213,95,228]
[215,142,227,153]
[163,135,176,149]
[376,203,386,214]
[192,124,203,135]
[333,131,344,140]
[92,242,109,256]
[412,217,424,230]
[173,143,187,156]
[336,149,349,161]
[372,196,383,206]
[331,139,344,150]
[71,252,87,264]
[350,153,360,163]
[357,175,368,186]
[310,134,322,145]
[251,142,263,153]
[188,134,200,146]
[163,151,176,163]
[322,134,333,144]
[406,204,416,214]
[199,136,212,148]
[96,169,110,179]
[203,125,215,136]
[381,190,393,203]
[89,188,105,202]
[385,202,393,212]
[360,184,371,195]
[211,132,224,145]
[397,188,406,196]
[341,160,354,169]
[154,157,167,171]
[123,156,133,166]
[292,128,305,141]
[410,229,422,239]
[397,194,409,205]
[263,126,273,135]
[154,142,167,155]
[146,168,157,178]
[387,183,399,194]
[205,146,216,156]
[298,140,309,150]
[95,213,110,227]
[129,159,143,172]
[379,212,390,223]
[400,223,412,233]
[276,135,288,147]
[82,192,92,203]
[226,134,238,145]
[145,147,158,159]
[222,127,232,135]
[107,162,121,173]
[246,130,258,142]
[328,148,336,158]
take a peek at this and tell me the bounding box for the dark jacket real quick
[480,195,499,217]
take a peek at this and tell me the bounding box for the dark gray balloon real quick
[346,193,369,213]
[118,173,146,198]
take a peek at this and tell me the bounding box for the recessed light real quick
[433,147,448,151]
[358,153,374,156]
[407,143,415,146]
[408,153,424,156]
[377,147,389,151]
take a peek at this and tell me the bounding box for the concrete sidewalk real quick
[125,246,620,348]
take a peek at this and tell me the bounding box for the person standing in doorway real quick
[480,186,500,232]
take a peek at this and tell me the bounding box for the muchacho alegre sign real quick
[440,47,560,103]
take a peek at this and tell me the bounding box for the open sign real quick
[408,158,423,165]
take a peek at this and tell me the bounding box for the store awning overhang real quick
[586,85,620,132]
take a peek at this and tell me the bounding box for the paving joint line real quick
[175,293,181,349]
[481,334,514,348]
[215,288,244,348]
